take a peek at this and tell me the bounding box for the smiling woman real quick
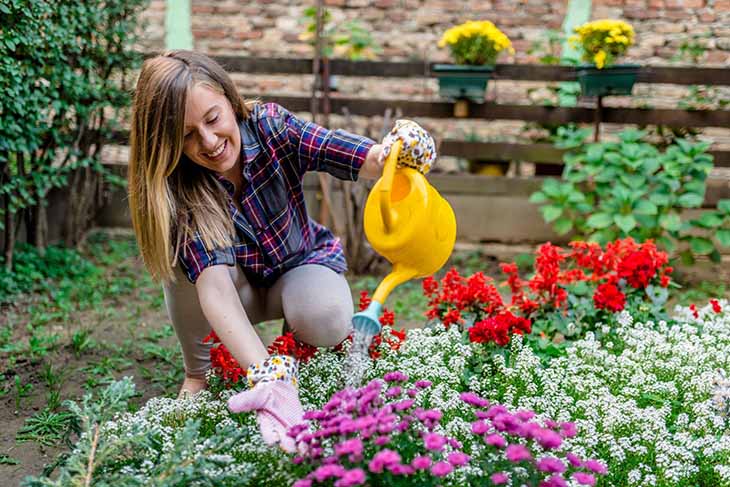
[126,50,437,452]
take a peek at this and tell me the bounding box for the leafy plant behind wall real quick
[530,128,730,264]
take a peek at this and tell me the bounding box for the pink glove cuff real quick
[247,355,298,389]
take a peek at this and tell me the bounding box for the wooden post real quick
[594,95,603,142]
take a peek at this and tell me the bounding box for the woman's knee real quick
[287,300,352,347]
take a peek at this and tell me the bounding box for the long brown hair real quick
[128,50,252,282]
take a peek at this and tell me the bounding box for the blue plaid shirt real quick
[178,103,375,286]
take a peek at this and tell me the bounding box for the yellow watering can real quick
[352,139,457,336]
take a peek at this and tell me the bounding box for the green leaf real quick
[553,217,573,235]
[614,214,637,234]
[680,249,695,265]
[717,199,730,214]
[541,205,563,223]
[529,191,548,203]
[677,192,704,208]
[649,193,671,207]
[634,200,658,215]
[656,235,676,253]
[586,213,613,229]
[710,249,722,263]
[717,229,730,247]
[692,212,724,229]
[659,213,682,231]
[690,237,715,255]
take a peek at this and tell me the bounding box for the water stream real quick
[342,328,375,389]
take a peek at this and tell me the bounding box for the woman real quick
[128,50,435,452]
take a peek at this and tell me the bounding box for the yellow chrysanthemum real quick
[572,19,635,68]
[438,20,512,65]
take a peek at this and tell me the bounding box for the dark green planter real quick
[432,64,494,103]
[577,64,640,97]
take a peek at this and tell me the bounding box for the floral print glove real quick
[379,119,437,174]
[227,355,304,453]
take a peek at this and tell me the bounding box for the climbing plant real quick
[0,0,147,269]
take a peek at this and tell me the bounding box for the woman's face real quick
[182,84,241,178]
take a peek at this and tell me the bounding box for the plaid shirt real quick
[178,103,375,286]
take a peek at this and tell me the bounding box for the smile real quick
[205,140,227,159]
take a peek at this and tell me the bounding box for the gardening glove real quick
[227,355,304,453]
[379,119,437,174]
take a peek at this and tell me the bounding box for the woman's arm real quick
[359,143,386,180]
[195,265,268,369]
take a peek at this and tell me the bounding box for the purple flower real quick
[423,432,447,451]
[416,409,443,423]
[407,388,419,397]
[313,464,346,482]
[490,472,509,485]
[383,371,408,383]
[485,404,509,419]
[537,456,566,474]
[515,409,536,422]
[561,421,577,438]
[415,380,432,388]
[430,461,453,477]
[460,392,490,408]
[394,399,415,411]
[541,474,568,487]
[334,468,366,487]
[387,463,414,475]
[293,480,312,487]
[573,472,596,486]
[493,413,521,434]
[584,459,608,475]
[386,386,402,398]
[505,444,532,463]
[472,420,490,435]
[374,435,390,446]
[485,433,506,448]
[368,449,401,474]
[566,452,583,468]
[448,438,462,449]
[411,455,432,470]
[447,451,470,467]
[535,428,562,450]
[335,438,363,457]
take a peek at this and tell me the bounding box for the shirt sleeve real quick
[260,102,376,181]
[177,233,236,284]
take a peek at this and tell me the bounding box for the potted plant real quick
[434,20,513,103]
[569,19,639,97]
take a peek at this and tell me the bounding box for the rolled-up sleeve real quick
[178,234,236,284]
[261,103,375,181]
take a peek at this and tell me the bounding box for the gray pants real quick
[164,264,354,378]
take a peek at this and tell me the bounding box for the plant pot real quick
[468,159,510,176]
[576,64,640,97]
[432,64,494,103]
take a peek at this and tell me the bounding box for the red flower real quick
[711,299,722,313]
[593,282,626,312]
[267,332,318,363]
[689,304,699,318]
[468,311,532,346]
[204,330,246,386]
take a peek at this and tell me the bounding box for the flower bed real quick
[26,239,730,487]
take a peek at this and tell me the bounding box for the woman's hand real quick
[228,355,305,453]
[379,119,437,174]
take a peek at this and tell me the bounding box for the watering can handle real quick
[380,139,402,234]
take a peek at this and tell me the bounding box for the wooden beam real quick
[199,55,730,85]
[246,94,730,129]
[106,131,730,168]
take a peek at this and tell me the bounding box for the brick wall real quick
[128,0,729,165]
